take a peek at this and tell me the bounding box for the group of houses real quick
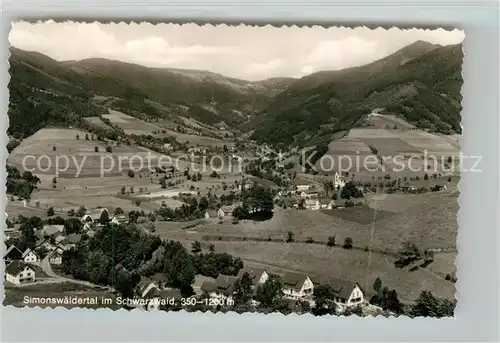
[3,207,129,286]
[199,267,365,313]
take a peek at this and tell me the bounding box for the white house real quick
[237,267,269,287]
[22,248,39,264]
[5,261,36,285]
[111,215,128,225]
[282,272,314,299]
[320,277,365,312]
[306,199,322,210]
[300,190,319,199]
[48,249,63,265]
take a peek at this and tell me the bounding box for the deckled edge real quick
[2,20,463,320]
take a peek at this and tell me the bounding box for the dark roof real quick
[157,288,182,300]
[4,245,23,260]
[313,276,361,300]
[65,234,82,245]
[282,272,309,292]
[137,276,154,292]
[151,273,168,283]
[7,231,22,239]
[200,280,217,293]
[5,260,34,276]
[237,267,267,286]
[215,274,238,290]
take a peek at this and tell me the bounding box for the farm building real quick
[136,277,159,298]
[111,215,128,225]
[63,234,83,249]
[145,288,182,311]
[200,274,238,301]
[237,267,269,287]
[22,248,39,264]
[314,277,365,312]
[292,178,316,191]
[282,272,314,299]
[48,249,63,265]
[5,261,36,285]
[35,238,55,252]
[4,245,23,261]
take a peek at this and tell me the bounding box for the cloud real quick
[9,22,464,81]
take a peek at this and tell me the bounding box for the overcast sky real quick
[9,21,464,81]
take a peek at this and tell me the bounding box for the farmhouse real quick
[48,249,63,265]
[5,261,36,285]
[146,288,182,311]
[41,224,64,237]
[22,248,39,264]
[151,273,169,290]
[4,245,23,261]
[63,234,83,249]
[304,199,320,211]
[293,178,314,192]
[204,209,219,219]
[282,272,314,299]
[35,238,55,252]
[317,277,365,311]
[81,208,109,223]
[300,190,319,199]
[237,267,269,287]
[200,274,238,301]
[111,215,128,225]
[136,276,159,298]
[4,230,22,240]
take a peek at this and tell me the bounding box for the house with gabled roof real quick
[22,248,39,264]
[314,277,365,311]
[135,276,159,298]
[237,267,269,288]
[111,215,128,225]
[282,272,314,299]
[63,234,83,249]
[4,245,23,261]
[200,274,238,301]
[35,238,56,252]
[48,249,63,265]
[5,260,35,285]
[144,288,182,311]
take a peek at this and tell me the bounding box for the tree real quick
[423,249,434,263]
[76,134,80,140]
[256,275,283,309]
[209,244,215,252]
[106,146,112,153]
[47,207,55,217]
[396,241,421,267]
[85,133,89,140]
[341,181,363,199]
[327,236,336,247]
[94,146,99,153]
[120,187,126,195]
[233,272,253,305]
[424,173,429,180]
[76,206,87,218]
[114,207,124,216]
[53,146,56,151]
[99,210,110,224]
[410,291,455,318]
[160,178,167,189]
[52,176,57,184]
[343,237,353,249]
[232,206,250,220]
[373,277,382,294]
[312,284,336,316]
[128,170,135,178]
[286,231,294,243]
[191,241,202,254]
[64,218,83,234]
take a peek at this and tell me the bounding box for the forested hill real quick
[249,41,463,147]
[8,41,462,146]
[7,47,294,138]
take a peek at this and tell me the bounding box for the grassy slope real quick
[250,42,463,147]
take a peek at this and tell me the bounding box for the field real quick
[201,241,455,303]
[317,121,460,180]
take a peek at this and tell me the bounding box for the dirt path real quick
[40,256,114,291]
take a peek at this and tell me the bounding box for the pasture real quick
[203,241,456,303]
